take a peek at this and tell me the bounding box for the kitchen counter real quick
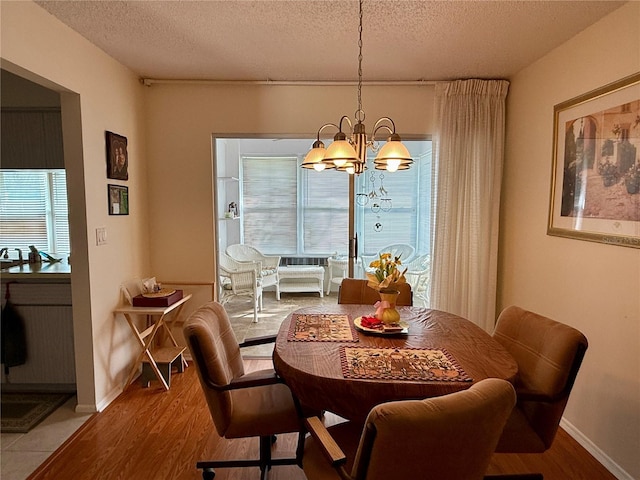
[1,260,71,279]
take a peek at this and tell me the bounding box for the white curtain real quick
[430,79,509,331]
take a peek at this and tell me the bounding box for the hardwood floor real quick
[29,359,616,480]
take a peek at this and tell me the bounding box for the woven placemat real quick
[288,313,358,342]
[340,346,472,381]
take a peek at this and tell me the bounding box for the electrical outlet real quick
[96,227,107,246]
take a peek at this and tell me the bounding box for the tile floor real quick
[0,290,331,479]
[226,290,338,356]
[1,395,93,480]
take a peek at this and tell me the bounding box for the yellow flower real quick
[366,252,407,292]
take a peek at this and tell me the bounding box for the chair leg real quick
[202,467,215,479]
[259,435,272,477]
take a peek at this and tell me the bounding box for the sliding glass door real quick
[214,137,431,277]
[354,140,432,276]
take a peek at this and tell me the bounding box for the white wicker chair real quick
[325,256,349,295]
[360,243,416,274]
[225,244,281,300]
[404,254,430,307]
[218,253,263,322]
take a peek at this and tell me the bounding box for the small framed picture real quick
[108,184,129,215]
[106,131,128,180]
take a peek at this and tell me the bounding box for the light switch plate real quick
[96,227,107,246]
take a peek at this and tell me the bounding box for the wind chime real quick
[356,171,392,232]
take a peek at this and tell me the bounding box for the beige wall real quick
[501,2,640,478]
[144,84,435,282]
[1,2,151,411]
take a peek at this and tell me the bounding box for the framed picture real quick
[106,131,128,180]
[108,184,129,215]
[548,72,640,248]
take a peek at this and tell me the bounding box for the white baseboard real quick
[75,382,124,414]
[561,418,634,480]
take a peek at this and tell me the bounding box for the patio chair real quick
[226,244,281,300]
[403,254,430,307]
[219,253,262,322]
[360,243,416,273]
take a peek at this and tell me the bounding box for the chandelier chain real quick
[356,0,364,121]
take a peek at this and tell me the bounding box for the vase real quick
[625,178,639,194]
[602,175,617,187]
[375,290,401,325]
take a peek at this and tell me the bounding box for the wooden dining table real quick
[273,304,518,422]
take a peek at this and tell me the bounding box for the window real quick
[0,170,70,255]
[241,156,349,256]
[239,139,431,258]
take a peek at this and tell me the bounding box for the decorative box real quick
[132,289,183,307]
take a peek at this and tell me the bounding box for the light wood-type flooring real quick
[29,355,616,480]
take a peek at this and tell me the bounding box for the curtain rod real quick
[140,78,437,87]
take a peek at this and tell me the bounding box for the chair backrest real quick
[338,278,412,306]
[351,378,516,480]
[379,243,415,264]
[226,244,265,263]
[492,305,588,450]
[183,301,245,437]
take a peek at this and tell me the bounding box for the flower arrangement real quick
[598,159,619,178]
[366,252,407,292]
[624,163,640,194]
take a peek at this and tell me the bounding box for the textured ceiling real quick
[35,0,626,82]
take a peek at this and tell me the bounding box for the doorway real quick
[213,136,432,294]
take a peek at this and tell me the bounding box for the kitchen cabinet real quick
[1,278,75,388]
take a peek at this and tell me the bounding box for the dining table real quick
[273,304,518,422]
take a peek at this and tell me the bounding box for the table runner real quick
[288,313,358,342]
[340,346,472,381]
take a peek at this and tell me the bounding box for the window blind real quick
[0,170,70,255]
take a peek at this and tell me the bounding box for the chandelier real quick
[301,0,413,175]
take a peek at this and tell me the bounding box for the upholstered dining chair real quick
[337,278,413,306]
[490,305,589,480]
[303,378,517,480]
[183,301,304,480]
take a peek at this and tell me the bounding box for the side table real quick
[114,294,191,390]
[278,266,325,297]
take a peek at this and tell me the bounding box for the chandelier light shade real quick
[301,0,413,175]
[373,133,413,172]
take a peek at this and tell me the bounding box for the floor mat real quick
[1,392,74,433]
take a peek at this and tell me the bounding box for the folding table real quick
[114,294,191,390]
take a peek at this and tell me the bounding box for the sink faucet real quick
[14,248,23,262]
[0,248,8,259]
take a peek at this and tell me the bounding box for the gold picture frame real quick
[548,72,640,248]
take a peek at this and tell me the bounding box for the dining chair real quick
[490,305,589,480]
[218,252,263,322]
[303,378,517,480]
[337,278,413,306]
[183,301,304,480]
